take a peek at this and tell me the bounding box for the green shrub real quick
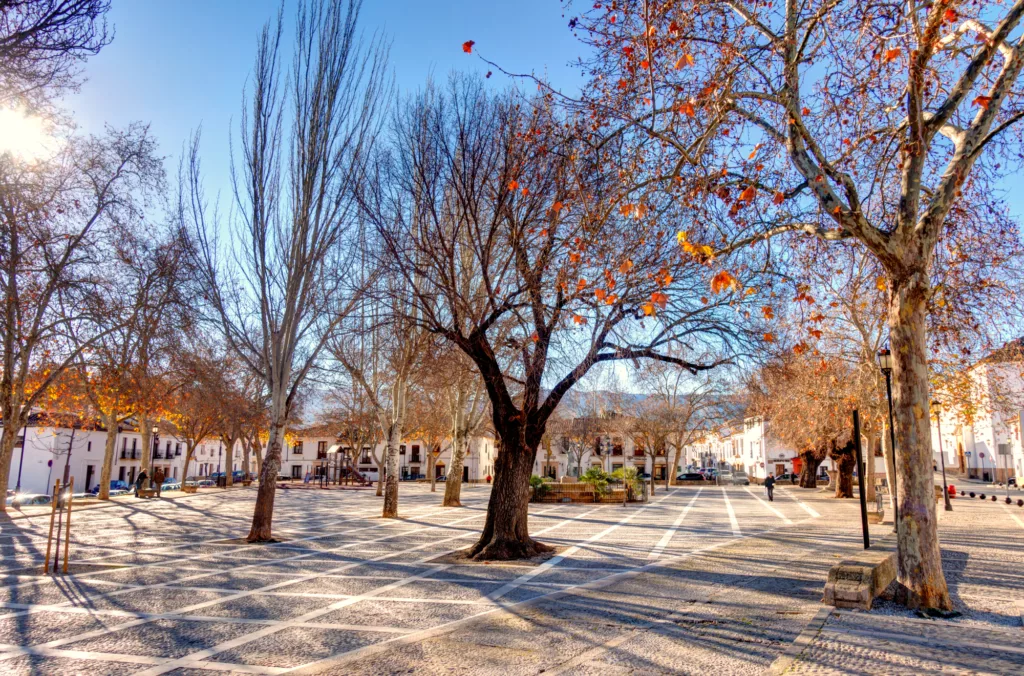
[529,474,550,501]
[611,466,642,501]
[579,467,611,495]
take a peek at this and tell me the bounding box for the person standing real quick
[134,470,148,498]
[152,468,165,498]
[764,473,776,502]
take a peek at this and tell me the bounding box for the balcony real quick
[120,449,140,460]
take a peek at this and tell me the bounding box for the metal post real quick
[62,476,74,573]
[15,425,28,492]
[853,410,870,549]
[935,415,952,511]
[883,373,899,529]
[43,479,60,573]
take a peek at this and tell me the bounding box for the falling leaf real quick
[674,54,695,69]
[973,95,992,109]
[462,40,476,53]
[710,270,740,294]
[772,191,786,205]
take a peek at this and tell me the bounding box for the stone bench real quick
[136,488,158,499]
[822,538,897,610]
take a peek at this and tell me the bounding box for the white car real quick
[7,493,52,507]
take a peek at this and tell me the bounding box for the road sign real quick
[998,443,1012,456]
[966,451,972,457]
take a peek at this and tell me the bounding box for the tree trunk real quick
[888,269,951,610]
[99,420,118,500]
[429,454,436,492]
[833,446,855,499]
[139,413,153,489]
[468,433,552,561]
[247,418,285,542]
[375,455,384,496]
[382,427,401,518]
[667,444,681,490]
[882,424,898,528]
[223,436,236,486]
[0,423,21,510]
[798,450,822,488]
[443,433,468,506]
[241,438,250,479]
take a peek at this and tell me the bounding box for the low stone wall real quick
[822,537,897,610]
[533,483,627,503]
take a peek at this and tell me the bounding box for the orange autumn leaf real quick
[551,200,564,213]
[508,180,519,190]
[594,288,607,301]
[761,305,774,320]
[530,332,539,342]
[883,48,901,63]
[651,291,668,309]
[875,276,887,292]
[642,303,656,316]
[710,270,739,294]
[763,332,775,343]
[576,278,588,291]
[573,314,587,325]
[605,293,618,305]
[640,59,650,69]
[569,252,580,264]
[973,95,992,109]
[943,9,958,22]
[678,101,696,116]
[772,191,785,205]
[618,259,633,274]
[462,40,475,54]
[674,54,694,69]
[808,328,823,339]
[738,186,756,202]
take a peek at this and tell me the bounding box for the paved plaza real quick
[0,483,1021,675]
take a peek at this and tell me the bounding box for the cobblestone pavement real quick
[0,483,1020,674]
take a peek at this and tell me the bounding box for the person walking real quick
[152,468,165,498]
[764,473,776,502]
[134,470,148,498]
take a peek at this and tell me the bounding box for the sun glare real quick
[0,108,57,161]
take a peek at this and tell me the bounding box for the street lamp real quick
[876,348,899,530]
[930,400,953,512]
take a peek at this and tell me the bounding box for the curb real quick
[767,605,832,675]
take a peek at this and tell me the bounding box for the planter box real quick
[242,480,252,486]
[182,485,198,494]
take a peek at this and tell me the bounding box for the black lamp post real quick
[877,348,899,529]
[931,400,953,512]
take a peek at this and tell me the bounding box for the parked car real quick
[90,480,131,495]
[7,493,52,507]
[161,478,181,491]
[677,472,705,482]
[729,471,751,486]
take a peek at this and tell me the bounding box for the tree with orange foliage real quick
[0,124,163,510]
[563,0,1024,610]
[364,76,762,560]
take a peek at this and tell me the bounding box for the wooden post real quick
[62,477,75,573]
[43,479,61,574]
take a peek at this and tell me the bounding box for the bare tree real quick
[0,124,162,509]
[365,77,755,559]
[0,0,111,106]
[182,0,389,541]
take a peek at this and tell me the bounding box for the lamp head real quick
[877,347,892,375]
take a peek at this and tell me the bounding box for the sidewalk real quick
[778,494,1024,674]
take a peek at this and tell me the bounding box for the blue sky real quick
[62,0,584,200]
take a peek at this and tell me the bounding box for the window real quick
[87,441,92,453]
[400,444,406,455]
[411,445,421,462]
[293,442,303,455]
[317,441,327,459]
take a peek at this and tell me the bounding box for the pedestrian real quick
[152,468,165,498]
[134,470,148,498]
[764,473,776,502]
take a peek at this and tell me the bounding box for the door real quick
[291,465,302,479]
[128,467,136,485]
[462,466,469,483]
[118,467,126,482]
[85,465,95,492]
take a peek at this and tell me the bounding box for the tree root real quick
[468,537,554,561]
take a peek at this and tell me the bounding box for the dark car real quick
[677,472,705,481]
[90,480,131,495]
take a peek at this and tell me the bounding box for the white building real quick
[8,415,191,495]
[285,428,499,483]
[535,422,677,482]
[936,339,1024,483]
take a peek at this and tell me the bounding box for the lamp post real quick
[876,348,899,529]
[930,400,953,512]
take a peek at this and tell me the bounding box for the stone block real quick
[822,540,897,610]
